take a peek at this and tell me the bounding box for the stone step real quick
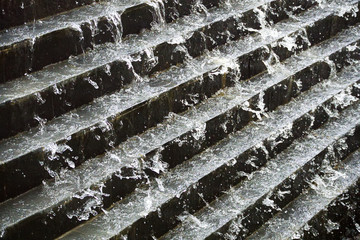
[1,5,358,202]
[246,149,360,240]
[0,0,228,83]
[0,0,320,139]
[159,101,360,240]
[57,67,360,240]
[1,0,359,239]
[0,0,101,30]
[1,46,359,239]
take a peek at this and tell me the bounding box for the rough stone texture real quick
[0,0,360,239]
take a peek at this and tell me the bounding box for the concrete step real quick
[247,149,360,240]
[57,66,360,240]
[0,0,320,139]
[0,0,228,83]
[159,101,360,240]
[1,4,358,202]
[1,42,359,239]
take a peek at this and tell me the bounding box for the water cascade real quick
[0,0,360,239]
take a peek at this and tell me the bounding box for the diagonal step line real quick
[1,1,360,239]
[1,3,359,165]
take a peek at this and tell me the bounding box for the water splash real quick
[178,211,209,229]
[262,46,280,74]
[262,194,281,211]
[147,147,169,174]
[149,0,166,30]
[67,183,109,221]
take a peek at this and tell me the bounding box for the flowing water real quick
[1,0,360,239]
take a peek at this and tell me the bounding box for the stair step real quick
[1,0,360,239]
[1,2,359,203]
[0,0,228,83]
[0,0,320,139]
[2,53,359,239]
[247,149,360,240]
[159,101,360,240]
[57,67,360,240]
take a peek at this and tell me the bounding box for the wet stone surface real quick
[1,0,360,239]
